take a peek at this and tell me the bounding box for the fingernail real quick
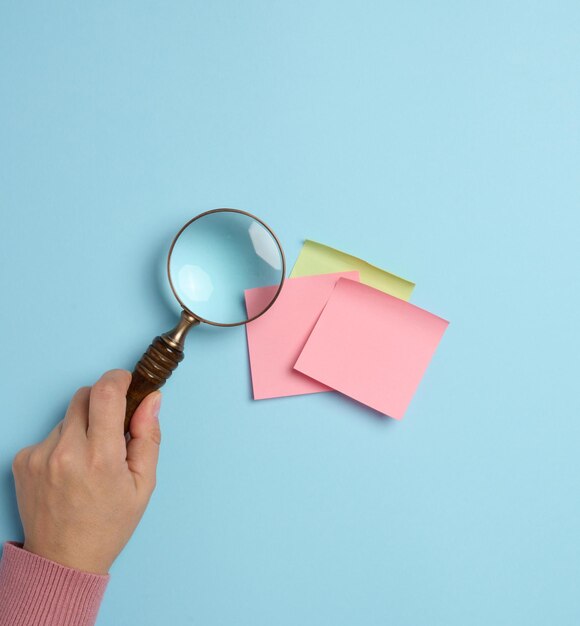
[152,392,162,421]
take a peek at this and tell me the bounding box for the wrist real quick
[23,540,112,576]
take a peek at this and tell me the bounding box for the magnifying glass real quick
[123,208,285,432]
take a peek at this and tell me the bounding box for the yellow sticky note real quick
[290,240,414,300]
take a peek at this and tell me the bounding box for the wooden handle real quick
[124,336,184,433]
[124,310,200,433]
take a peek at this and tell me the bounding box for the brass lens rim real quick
[166,208,286,327]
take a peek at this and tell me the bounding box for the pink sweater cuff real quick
[0,541,109,626]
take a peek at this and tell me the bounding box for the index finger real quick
[87,369,132,453]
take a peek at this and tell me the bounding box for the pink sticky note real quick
[294,278,449,419]
[245,272,360,400]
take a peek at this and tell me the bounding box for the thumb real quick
[126,390,162,487]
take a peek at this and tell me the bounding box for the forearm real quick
[0,542,109,626]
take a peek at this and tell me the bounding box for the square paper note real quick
[245,272,359,400]
[290,239,415,300]
[294,278,449,418]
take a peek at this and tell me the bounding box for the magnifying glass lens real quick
[169,210,284,325]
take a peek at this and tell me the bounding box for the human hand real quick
[11,369,162,575]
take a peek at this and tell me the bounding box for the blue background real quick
[1,2,579,625]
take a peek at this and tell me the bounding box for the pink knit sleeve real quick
[0,542,109,626]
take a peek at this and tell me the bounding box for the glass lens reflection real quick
[169,211,284,325]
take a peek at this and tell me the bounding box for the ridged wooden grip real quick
[124,335,184,433]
